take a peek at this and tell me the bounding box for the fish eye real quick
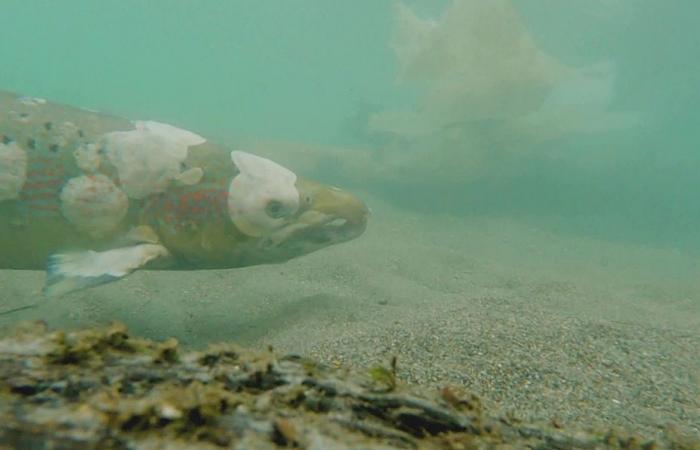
[265,200,286,218]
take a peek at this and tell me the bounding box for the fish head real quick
[224,151,368,264]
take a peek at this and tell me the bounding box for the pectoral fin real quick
[43,244,169,297]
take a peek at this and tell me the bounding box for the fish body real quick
[0,91,368,295]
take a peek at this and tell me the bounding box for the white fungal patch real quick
[60,174,128,238]
[60,121,79,134]
[0,142,28,202]
[17,96,47,106]
[73,143,102,173]
[50,121,80,149]
[103,121,206,199]
[228,151,299,237]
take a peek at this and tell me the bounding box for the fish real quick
[0,91,369,296]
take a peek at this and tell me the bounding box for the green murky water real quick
[4,1,697,247]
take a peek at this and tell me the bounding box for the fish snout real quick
[310,185,369,237]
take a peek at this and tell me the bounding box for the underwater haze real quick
[2,1,700,247]
[1,0,699,437]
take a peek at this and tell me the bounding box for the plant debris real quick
[0,321,697,450]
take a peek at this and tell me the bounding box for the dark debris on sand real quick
[0,322,698,450]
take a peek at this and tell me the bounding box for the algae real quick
[0,321,697,450]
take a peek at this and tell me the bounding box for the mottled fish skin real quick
[0,91,134,269]
[0,91,368,277]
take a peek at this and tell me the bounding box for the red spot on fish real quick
[22,180,63,190]
[21,153,65,217]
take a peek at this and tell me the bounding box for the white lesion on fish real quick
[41,121,214,294]
[73,142,102,173]
[227,150,300,237]
[59,174,129,238]
[102,120,207,199]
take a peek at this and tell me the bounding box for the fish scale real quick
[152,184,229,228]
[20,154,65,216]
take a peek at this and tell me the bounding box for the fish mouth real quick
[293,210,368,245]
[262,208,368,251]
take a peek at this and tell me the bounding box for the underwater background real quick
[2,0,700,247]
[1,0,698,436]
